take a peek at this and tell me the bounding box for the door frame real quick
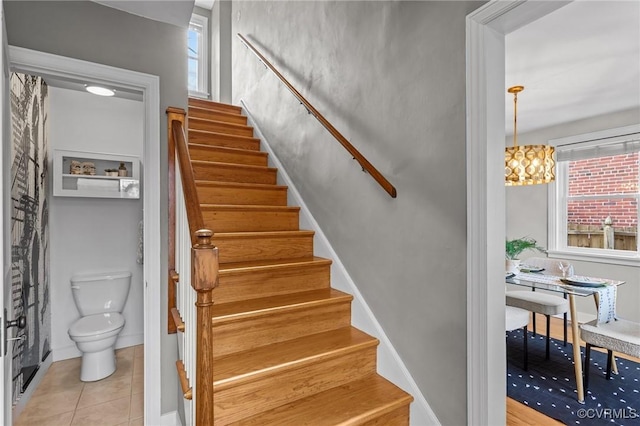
[1,3,10,425]
[6,46,162,425]
[465,1,571,424]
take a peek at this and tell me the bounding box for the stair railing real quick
[167,108,217,426]
[237,33,397,198]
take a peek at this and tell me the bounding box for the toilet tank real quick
[70,271,132,316]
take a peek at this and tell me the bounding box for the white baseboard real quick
[117,333,144,350]
[241,100,440,426]
[53,333,144,361]
[161,410,182,426]
[12,353,53,422]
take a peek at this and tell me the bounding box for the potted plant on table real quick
[505,236,546,273]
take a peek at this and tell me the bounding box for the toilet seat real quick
[69,313,125,339]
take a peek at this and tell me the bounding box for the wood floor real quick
[506,314,640,425]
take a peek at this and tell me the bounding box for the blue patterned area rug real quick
[506,329,640,425]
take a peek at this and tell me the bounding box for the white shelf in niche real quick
[54,149,140,199]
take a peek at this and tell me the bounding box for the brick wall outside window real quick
[567,153,639,231]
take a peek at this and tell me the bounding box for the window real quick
[188,14,208,98]
[548,125,640,265]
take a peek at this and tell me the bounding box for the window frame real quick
[547,124,640,266]
[188,13,209,99]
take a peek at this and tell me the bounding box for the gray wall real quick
[507,107,640,323]
[4,0,187,414]
[231,2,482,424]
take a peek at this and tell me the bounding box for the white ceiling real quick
[44,75,143,102]
[506,1,640,135]
[46,1,199,100]
[92,0,195,28]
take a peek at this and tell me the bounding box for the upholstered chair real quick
[506,257,572,359]
[506,306,530,370]
[580,318,640,392]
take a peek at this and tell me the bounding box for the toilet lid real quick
[69,313,125,338]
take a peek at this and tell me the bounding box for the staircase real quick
[182,98,413,424]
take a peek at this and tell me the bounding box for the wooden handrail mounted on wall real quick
[237,33,397,198]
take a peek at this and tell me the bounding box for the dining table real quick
[506,271,625,403]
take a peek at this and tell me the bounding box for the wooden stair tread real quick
[189,116,253,131]
[196,180,287,190]
[218,256,331,274]
[188,106,247,123]
[188,129,259,142]
[213,256,331,304]
[214,326,377,386]
[188,98,242,114]
[192,160,276,172]
[196,181,288,206]
[228,374,413,426]
[201,204,299,212]
[192,161,278,185]
[202,204,300,232]
[213,230,315,263]
[213,230,315,239]
[189,144,268,167]
[189,105,240,114]
[189,143,267,158]
[188,129,260,148]
[212,288,352,321]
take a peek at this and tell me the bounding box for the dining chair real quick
[506,306,530,370]
[506,257,572,360]
[580,318,640,392]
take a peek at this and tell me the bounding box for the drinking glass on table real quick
[558,261,571,278]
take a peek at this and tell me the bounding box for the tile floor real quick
[15,345,144,426]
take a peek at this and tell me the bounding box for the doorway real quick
[4,47,161,425]
[465,1,571,425]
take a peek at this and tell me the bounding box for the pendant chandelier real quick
[504,86,555,186]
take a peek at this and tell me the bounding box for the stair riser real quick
[189,119,254,137]
[202,208,299,233]
[230,373,413,425]
[214,347,377,425]
[212,234,314,264]
[188,98,242,114]
[189,145,267,166]
[215,263,331,304]
[189,108,248,125]
[212,300,352,358]
[362,406,411,426]
[192,163,277,185]
[196,184,287,206]
[188,130,260,151]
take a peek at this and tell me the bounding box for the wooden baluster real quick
[192,229,218,426]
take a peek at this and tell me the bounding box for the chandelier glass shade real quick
[505,86,555,186]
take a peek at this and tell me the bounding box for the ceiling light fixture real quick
[505,85,555,186]
[85,85,115,97]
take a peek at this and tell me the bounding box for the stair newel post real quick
[192,229,219,426]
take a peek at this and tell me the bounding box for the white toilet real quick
[68,271,132,382]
